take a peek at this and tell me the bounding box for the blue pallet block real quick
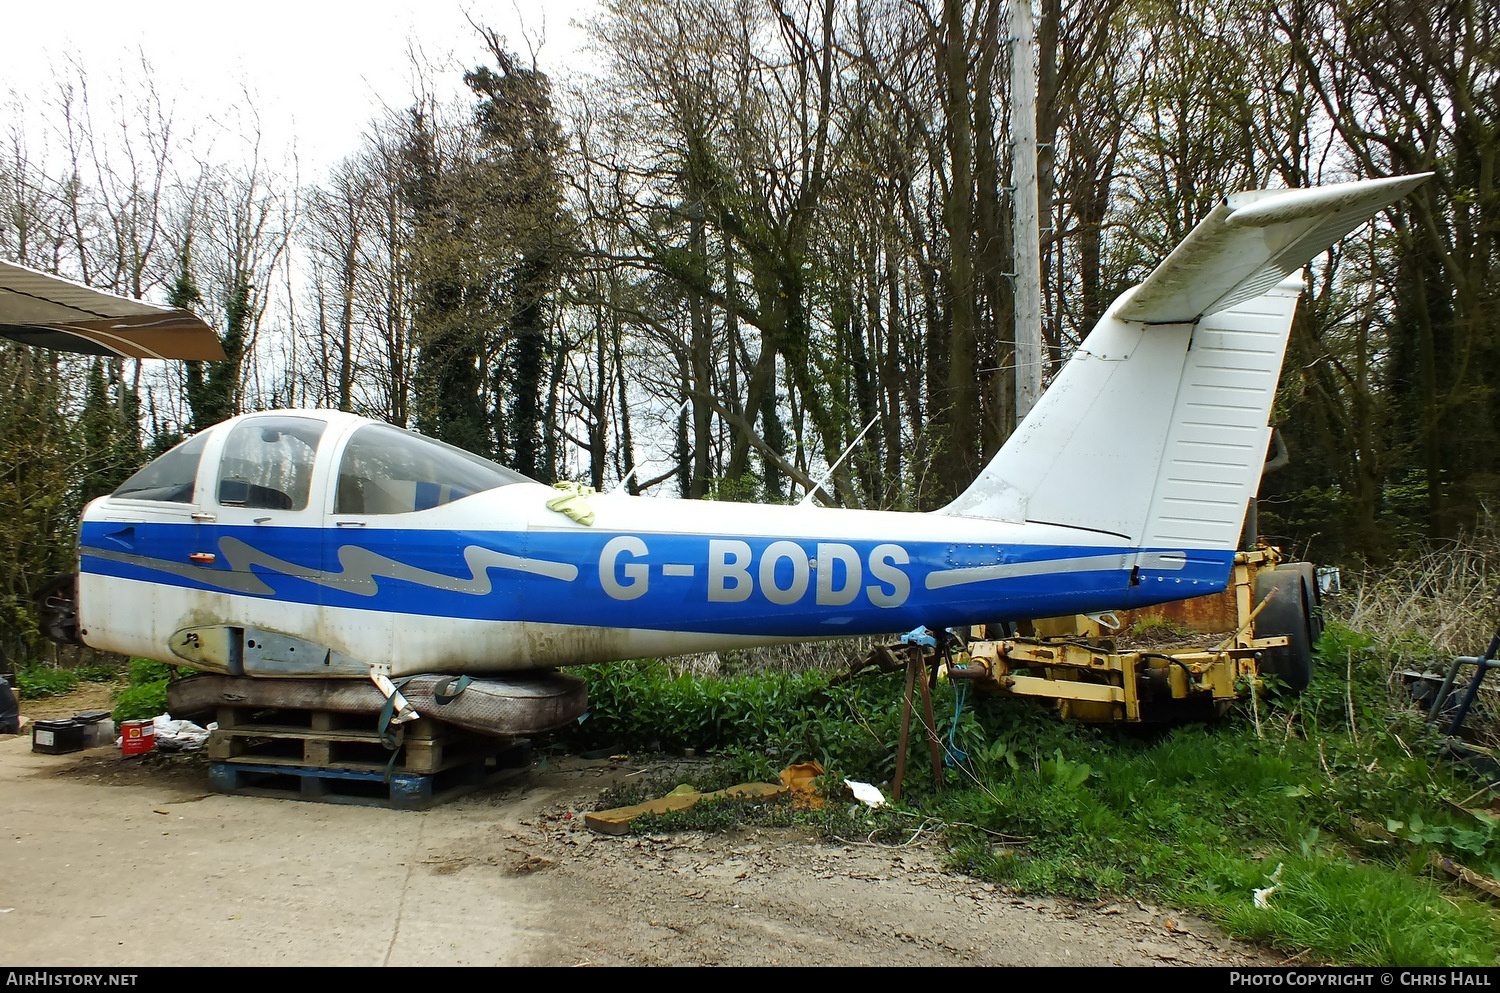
[389,771,433,807]
[209,760,447,809]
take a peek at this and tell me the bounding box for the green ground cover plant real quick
[111,657,173,724]
[14,662,78,699]
[563,617,1500,966]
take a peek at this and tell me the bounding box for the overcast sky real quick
[3,1,599,179]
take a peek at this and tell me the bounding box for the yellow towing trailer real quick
[864,549,1321,727]
[949,549,1320,722]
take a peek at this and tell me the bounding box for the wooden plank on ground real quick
[585,782,786,835]
[1429,851,1500,901]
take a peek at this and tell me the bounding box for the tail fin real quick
[940,173,1430,550]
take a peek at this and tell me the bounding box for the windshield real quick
[112,432,208,503]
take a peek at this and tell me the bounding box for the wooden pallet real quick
[208,705,502,776]
[204,704,530,808]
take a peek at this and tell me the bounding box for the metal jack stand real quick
[891,629,945,803]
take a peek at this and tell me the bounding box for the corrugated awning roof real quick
[0,259,226,361]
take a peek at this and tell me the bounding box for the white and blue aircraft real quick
[19,174,1427,733]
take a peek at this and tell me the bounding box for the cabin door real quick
[204,414,337,676]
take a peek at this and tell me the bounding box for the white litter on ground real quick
[1253,863,1284,909]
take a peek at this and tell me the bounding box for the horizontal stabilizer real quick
[1116,173,1431,324]
[941,172,1430,552]
[0,259,225,360]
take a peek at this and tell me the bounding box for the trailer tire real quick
[1286,561,1324,646]
[1253,567,1315,692]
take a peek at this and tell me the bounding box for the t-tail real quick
[939,174,1429,587]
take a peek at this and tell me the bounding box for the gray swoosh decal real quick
[924,551,1185,590]
[323,542,578,595]
[85,536,577,598]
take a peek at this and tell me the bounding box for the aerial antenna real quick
[797,413,880,508]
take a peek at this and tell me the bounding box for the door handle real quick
[191,512,217,523]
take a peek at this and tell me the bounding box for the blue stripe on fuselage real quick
[78,522,1234,636]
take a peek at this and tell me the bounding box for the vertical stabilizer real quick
[938,173,1430,551]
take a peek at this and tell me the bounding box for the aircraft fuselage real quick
[79,466,1229,676]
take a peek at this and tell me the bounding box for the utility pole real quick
[1009,0,1043,420]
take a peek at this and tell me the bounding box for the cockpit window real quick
[112,432,209,503]
[335,423,532,515]
[216,416,326,511]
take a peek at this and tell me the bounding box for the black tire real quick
[1286,561,1324,646]
[1254,567,1315,692]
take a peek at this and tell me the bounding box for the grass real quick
[1338,541,1500,659]
[563,594,1500,965]
[1210,853,1495,965]
[932,679,1500,965]
[14,662,78,699]
[1127,615,1193,640]
[13,657,127,699]
[75,663,122,683]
